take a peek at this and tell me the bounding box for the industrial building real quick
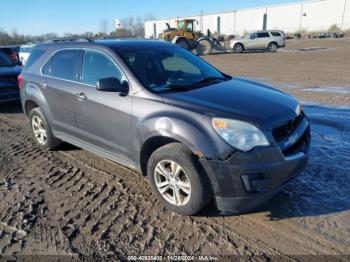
[144,0,350,38]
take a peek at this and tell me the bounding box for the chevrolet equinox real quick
[19,40,310,215]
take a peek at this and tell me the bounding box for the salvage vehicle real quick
[0,51,21,103]
[19,39,310,215]
[0,46,19,64]
[230,30,286,53]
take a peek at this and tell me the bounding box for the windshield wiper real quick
[192,76,227,86]
[160,76,227,93]
[166,84,192,91]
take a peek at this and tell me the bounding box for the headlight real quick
[212,118,270,151]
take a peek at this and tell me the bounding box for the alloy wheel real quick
[31,115,47,145]
[154,160,191,206]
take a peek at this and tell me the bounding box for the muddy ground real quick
[0,38,349,260]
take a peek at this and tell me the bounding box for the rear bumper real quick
[200,127,310,214]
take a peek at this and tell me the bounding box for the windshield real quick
[0,52,14,67]
[116,46,228,93]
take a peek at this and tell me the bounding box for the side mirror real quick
[96,77,129,94]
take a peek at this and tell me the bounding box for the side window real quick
[186,22,193,32]
[257,32,270,38]
[249,33,257,39]
[81,50,122,86]
[42,50,81,81]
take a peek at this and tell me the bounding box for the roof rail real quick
[45,37,92,43]
[96,36,141,40]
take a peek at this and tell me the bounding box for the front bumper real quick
[200,125,310,214]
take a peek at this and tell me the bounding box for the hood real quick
[0,65,21,78]
[161,77,300,130]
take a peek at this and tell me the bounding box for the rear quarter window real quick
[271,32,281,37]
[42,49,81,81]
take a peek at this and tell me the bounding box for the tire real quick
[196,39,212,55]
[233,43,244,53]
[176,39,189,50]
[28,107,61,150]
[268,42,278,52]
[147,143,211,215]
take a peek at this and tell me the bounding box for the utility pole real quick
[299,3,304,31]
[341,0,348,30]
[233,10,237,35]
[200,10,204,33]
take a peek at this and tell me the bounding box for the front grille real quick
[272,112,304,142]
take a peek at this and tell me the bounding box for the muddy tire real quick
[196,39,212,55]
[147,143,211,215]
[233,43,244,53]
[176,39,189,50]
[268,42,278,52]
[28,108,61,150]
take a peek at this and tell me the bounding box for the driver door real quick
[74,50,132,163]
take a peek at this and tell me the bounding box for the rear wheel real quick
[147,143,211,215]
[268,42,278,52]
[29,108,61,150]
[176,39,189,50]
[196,39,212,55]
[233,43,244,53]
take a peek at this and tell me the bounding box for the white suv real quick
[230,31,286,53]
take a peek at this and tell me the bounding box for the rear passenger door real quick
[74,49,132,163]
[256,32,270,49]
[41,49,82,137]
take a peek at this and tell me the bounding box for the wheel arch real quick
[234,42,244,50]
[140,136,180,176]
[172,36,189,45]
[268,41,278,48]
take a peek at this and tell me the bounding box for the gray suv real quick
[230,31,286,53]
[20,40,309,215]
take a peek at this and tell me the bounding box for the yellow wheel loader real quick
[160,19,224,55]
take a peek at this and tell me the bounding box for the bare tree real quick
[119,13,156,37]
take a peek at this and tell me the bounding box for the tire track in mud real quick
[0,115,343,258]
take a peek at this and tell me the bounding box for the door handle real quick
[75,92,87,101]
[40,81,48,88]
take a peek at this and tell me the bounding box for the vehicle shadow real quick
[0,100,23,114]
[57,142,81,151]
[199,105,350,219]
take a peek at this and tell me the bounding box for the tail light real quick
[18,74,23,89]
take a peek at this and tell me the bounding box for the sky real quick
[0,0,303,36]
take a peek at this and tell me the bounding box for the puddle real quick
[266,104,350,218]
[302,86,350,94]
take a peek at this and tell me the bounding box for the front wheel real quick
[233,43,244,53]
[196,39,212,55]
[147,143,211,215]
